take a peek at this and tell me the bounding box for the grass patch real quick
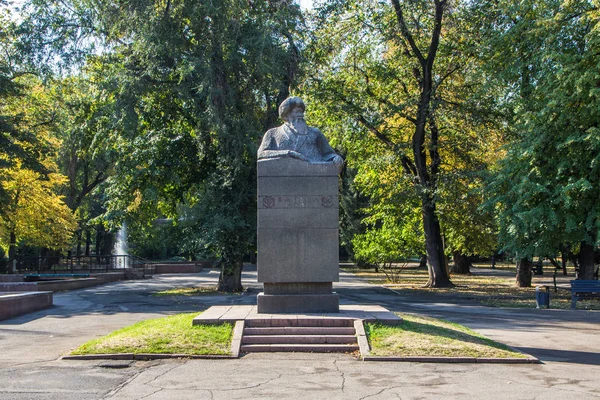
[483,293,600,310]
[153,286,240,296]
[70,313,233,356]
[366,314,526,358]
[343,264,600,310]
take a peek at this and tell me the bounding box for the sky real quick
[299,0,314,10]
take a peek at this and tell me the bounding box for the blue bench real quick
[570,280,600,309]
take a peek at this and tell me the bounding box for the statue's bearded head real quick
[279,97,308,135]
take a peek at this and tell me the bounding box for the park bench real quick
[569,280,600,309]
[538,279,600,309]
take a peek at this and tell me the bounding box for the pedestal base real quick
[257,292,339,313]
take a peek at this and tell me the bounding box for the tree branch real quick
[434,63,462,91]
[390,0,426,66]
[427,0,447,69]
[360,71,417,124]
[355,115,417,177]
[356,115,395,148]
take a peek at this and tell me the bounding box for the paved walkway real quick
[1,267,599,399]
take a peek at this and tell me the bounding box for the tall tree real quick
[305,0,500,286]
[16,0,305,290]
[0,75,78,269]
[480,0,600,285]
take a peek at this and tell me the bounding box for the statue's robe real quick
[257,123,338,162]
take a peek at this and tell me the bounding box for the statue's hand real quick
[288,150,308,161]
[331,155,344,173]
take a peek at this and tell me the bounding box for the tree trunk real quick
[516,257,532,287]
[578,241,595,280]
[95,225,102,261]
[102,231,114,264]
[418,254,427,269]
[76,229,82,256]
[560,249,568,275]
[423,203,453,287]
[8,230,17,274]
[451,251,471,274]
[85,230,91,256]
[217,256,243,292]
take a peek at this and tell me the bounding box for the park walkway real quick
[0,267,599,399]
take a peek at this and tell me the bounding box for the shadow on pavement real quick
[517,347,600,366]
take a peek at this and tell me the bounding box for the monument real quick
[256,97,343,313]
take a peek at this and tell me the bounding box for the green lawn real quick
[153,286,240,296]
[70,313,233,356]
[343,265,600,310]
[366,314,527,358]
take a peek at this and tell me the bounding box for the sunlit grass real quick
[366,314,527,358]
[343,264,600,310]
[153,286,240,296]
[70,313,233,355]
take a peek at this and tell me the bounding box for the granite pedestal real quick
[257,158,339,313]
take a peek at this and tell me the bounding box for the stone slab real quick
[257,229,339,282]
[257,292,339,313]
[240,344,359,353]
[220,305,254,321]
[264,282,332,294]
[192,305,402,325]
[230,321,245,358]
[258,208,338,229]
[257,157,338,177]
[257,156,340,291]
[258,176,339,196]
[354,319,371,357]
[192,306,232,325]
[0,291,53,321]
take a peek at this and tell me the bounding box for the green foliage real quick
[127,219,183,260]
[15,1,305,288]
[0,73,78,253]
[304,0,499,273]
[481,0,600,259]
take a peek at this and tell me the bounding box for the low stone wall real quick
[36,278,99,292]
[0,291,53,321]
[0,273,129,292]
[153,262,212,274]
[0,275,25,282]
[0,282,37,292]
[91,272,126,283]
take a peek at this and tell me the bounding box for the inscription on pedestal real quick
[260,195,337,209]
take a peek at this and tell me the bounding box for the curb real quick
[62,353,236,361]
[362,355,539,363]
[230,320,245,358]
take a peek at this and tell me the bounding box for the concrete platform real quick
[192,304,402,325]
[0,291,53,320]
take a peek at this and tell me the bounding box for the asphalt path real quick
[0,267,599,399]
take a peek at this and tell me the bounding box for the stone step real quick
[244,327,356,336]
[245,318,354,328]
[241,344,360,353]
[242,334,358,345]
